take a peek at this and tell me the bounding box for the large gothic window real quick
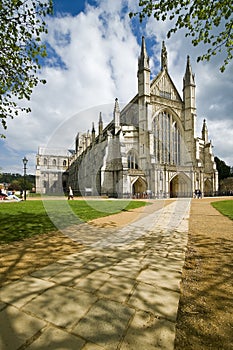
[127,151,138,169]
[153,111,181,165]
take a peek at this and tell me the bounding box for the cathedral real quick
[66,37,218,198]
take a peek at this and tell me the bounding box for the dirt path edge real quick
[174,197,233,350]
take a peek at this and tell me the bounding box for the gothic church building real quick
[67,38,218,198]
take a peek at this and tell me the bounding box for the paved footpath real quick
[0,199,191,350]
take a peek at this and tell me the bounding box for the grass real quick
[0,199,148,243]
[211,200,233,220]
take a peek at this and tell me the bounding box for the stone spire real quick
[98,112,103,136]
[138,36,150,72]
[91,122,95,145]
[137,36,150,97]
[161,41,168,71]
[113,98,120,133]
[75,132,79,153]
[182,55,196,150]
[202,119,208,143]
[183,55,195,86]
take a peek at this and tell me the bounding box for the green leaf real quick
[129,0,233,72]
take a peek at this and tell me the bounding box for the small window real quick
[52,159,56,166]
[44,158,47,165]
[63,160,67,166]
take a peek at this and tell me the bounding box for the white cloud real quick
[207,119,233,162]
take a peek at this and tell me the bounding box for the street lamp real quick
[22,156,28,200]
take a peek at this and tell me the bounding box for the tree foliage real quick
[130,0,233,72]
[0,0,53,137]
[0,172,35,190]
[214,156,231,180]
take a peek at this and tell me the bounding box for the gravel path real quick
[175,196,233,350]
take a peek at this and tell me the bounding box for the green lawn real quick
[211,200,233,220]
[0,199,147,243]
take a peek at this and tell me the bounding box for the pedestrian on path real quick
[68,186,74,200]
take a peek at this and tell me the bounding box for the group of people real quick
[66,186,204,200]
[0,189,22,201]
[194,189,202,199]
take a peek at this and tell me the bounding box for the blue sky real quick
[0,0,233,175]
[53,0,87,15]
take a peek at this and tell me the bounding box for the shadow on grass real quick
[0,213,56,243]
[0,211,84,244]
[0,200,148,244]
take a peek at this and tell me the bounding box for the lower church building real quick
[66,37,218,198]
[36,147,74,194]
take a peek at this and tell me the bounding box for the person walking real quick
[68,186,74,200]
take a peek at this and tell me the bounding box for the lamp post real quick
[22,156,28,200]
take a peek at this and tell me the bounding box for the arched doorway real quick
[132,177,147,198]
[204,179,212,196]
[170,173,192,198]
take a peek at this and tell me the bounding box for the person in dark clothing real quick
[0,189,8,200]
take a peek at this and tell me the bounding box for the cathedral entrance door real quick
[204,179,212,196]
[170,173,192,198]
[132,177,147,198]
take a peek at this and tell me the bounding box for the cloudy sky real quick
[0,0,232,174]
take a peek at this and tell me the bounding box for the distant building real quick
[36,147,74,194]
[66,38,218,198]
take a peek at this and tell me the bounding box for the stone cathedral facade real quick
[66,37,218,198]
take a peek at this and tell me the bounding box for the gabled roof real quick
[150,69,183,102]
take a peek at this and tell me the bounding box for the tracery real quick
[153,111,181,165]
